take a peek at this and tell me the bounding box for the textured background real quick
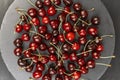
[0,0,120,80]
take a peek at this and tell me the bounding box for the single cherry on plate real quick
[35,0,43,9]
[42,16,50,24]
[68,63,76,72]
[72,71,81,80]
[92,52,101,59]
[40,56,49,64]
[32,34,42,44]
[80,10,88,19]
[33,70,42,79]
[62,22,72,32]
[17,58,27,67]
[66,32,75,41]
[50,19,60,29]
[57,67,66,75]
[47,6,57,16]
[31,17,40,26]
[52,0,61,5]
[69,52,77,61]
[87,60,96,68]
[88,27,98,36]
[29,42,39,51]
[72,42,80,51]
[57,34,65,42]
[78,28,87,37]
[48,67,57,75]
[23,23,31,32]
[91,16,100,25]
[96,44,104,52]
[27,8,37,17]
[14,47,23,56]
[21,33,30,41]
[44,0,51,6]
[39,43,47,51]
[38,25,47,34]
[79,37,87,45]
[38,8,46,17]
[49,54,57,61]
[70,13,78,22]
[42,74,51,80]
[80,66,88,74]
[36,62,45,71]
[77,58,86,66]
[14,38,23,47]
[15,24,23,33]
[73,3,82,11]
[62,43,71,52]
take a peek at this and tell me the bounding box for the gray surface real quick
[0,0,119,80]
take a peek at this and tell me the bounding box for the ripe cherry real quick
[48,67,57,75]
[62,52,69,60]
[52,30,59,36]
[66,32,75,41]
[17,58,27,67]
[50,19,60,29]
[72,42,80,51]
[78,28,87,37]
[63,6,71,14]
[69,52,77,61]
[47,6,56,16]
[77,58,86,66]
[52,0,61,5]
[27,8,37,17]
[58,34,65,42]
[51,37,59,45]
[57,67,66,75]
[62,43,71,52]
[70,13,78,22]
[80,10,88,19]
[25,65,34,72]
[33,70,42,79]
[48,46,56,54]
[73,3,82,11]
[91,16,100,25]
[15,24,23,33]
[87,60,95,68]
[63,0,73,6]
[38,25,47,34]
[72,71,81,80]
[23,23,31,32]
[14,47,22,56]
[44,33,52,40]
[23,50,32,58]
[36,62,45,71]
[39,43,47,51]
[88,27,98,36]
[79,37,87,45]
[35,0,43,9]
[80,66,88,74]
[96,44,104,52]
[42,16,50,24]
[32,35,42,44]
[42,74,51,80]
[49,54,57,61]
[31,17,40,26]
[92,52,101,59]
[21,33,30,41]
[62,22,72,32]
[14,38,23,47]
[55,74,63,80]
[29,42,38,51]
[38,8,46,17]
[63,74,72,80]
[57,13,66,22]
[68,63,76,72]
[40,56,49,64]
[44,0,51,6]
[31,55,39,63]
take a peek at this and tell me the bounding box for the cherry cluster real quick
[13,0,113,80]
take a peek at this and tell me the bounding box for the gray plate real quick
[0,0,115,80]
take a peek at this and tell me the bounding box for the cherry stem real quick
[63,31,73,45]
[22,48,32,53]
[87,8,95,12]
[64,72,73,76]
[29,30,45,38]
[77,50,92,56]
[36,49,42,58]
[56,8,74,15]
[96,63,111,67]
[83,40,92,51]
[100,56,116,59]
[29,77,34,80]
[50,0,63,9]
[58,18,63,33]
[26,0,39,10]
[101,35,113,38]
[78,18,92,26]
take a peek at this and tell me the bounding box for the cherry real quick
[15,24,23,33]
[92,52,100,59]
[79,37,87,45]
[31,17,40,26]
[48,46,56,54]
[31,55,39,63]
[70,13,78,22]
[21,33,30,41]
[25,65,34,72]
[39,43,47,51]
[68,63,76,72]
[32,35,42,44]
[55,74,63,80]
[52,0,61,5]
[56,61,63,67]
[63,74,72,80]
[17,58,27,67]
[91,16,100,25]
[38,25,47,34]
[87,60,95,68]
[44,33,52,40]
[49,54,57,61]
[78,28,87,37]
[80,10,88,19]
[72,42,80,51]
[35,0,43,9]
[29,42,38,51]
[42,16,50,24]
[36,62,45,71]
[48,67,57,75]
[51,37,59,45]
[72,71,81,80]
[57,13,66,22]
[44,0,51,6]
[58,34,65,42]
[80,66,88,74]
[23,50,32,58]
[81,51,89,57]
[38,8,46,17]
[52,30,59,36]
[42,74,51,80]
[77,58,86,66]
[63,0,73,6]
[50,19,60,29]
[62,52,69,60]
[27,8,37,17]
[57,67,66,75]
[88,27,98,36]
[73,3,82,11]
[96,44,104,52]
[33,70,42,79]
[14,47,22,56]
[69,52,77,61]
[62,43,71,52]
[14,38,23,47]
[23,23,31,32]
[66,32,75,41]
[62,22,72,32]
[47,6,56,16]
[40,56,49,64]
[63,7,71,14]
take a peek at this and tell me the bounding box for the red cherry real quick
[79,37,87,45]
[81,51,89,57]
[42,74,51,80]
[38,25,47,34]
[31,55,39,63]
[32,35,42,44]
[38,8,46,17]
[63,6,71,14]
[73,3,82,11]
[44,0,51,6]
[87,60,95,68]
[23,23,31,31]
[62,52,69,60]
[39,43,47,51]
[63,74,72,80]
[29,42,38,51]
[92,52,101,59]
[44,33,52,40]
[27,8,37,17]
[49,54,57,61]
[36,62,45,71]
[77,58,85,66]
[62,22,72,32]
[80,66,88,74]
[33,70,42,79]
[50,19,60,29]
[68,63,76,72]
[78,28,87,37]
[35,0,43,9]
[96,44,104,52]
[21,33,30,41]
[57,67,66,75]
[72,71,81,79]
[48,67,57,75]
[63,0,73,7]
[57,34,65,42]
[69,52,77,61]
[31,17,40,26]
[88,27,98,36]
[40,56,49,64]
[80,10,88,19]
[14,47,22,56]
[57,13,66,22]
[15,24,23,33]
[42,16,50,24]
[56,61,63,67]
[52,0,61,5]
[23,50,32,58]
[70,13,78,22]
[47,6,56,16]
[66,32,75,41]
[72,42,80,51]
[91,16,100,25]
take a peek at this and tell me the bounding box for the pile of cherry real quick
[13,0,114,80]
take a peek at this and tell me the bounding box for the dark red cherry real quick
[31,55,39,63]
[29,42,38,51]
[72,42,80,51]
[62,52,69,60]
[42,16,50,24]
[44,0,51,6]
[32,35,42,44]
[39,43,47,51]
[47,6,56,16]
[87,60,95,68]
[68,63,76,72]
[38,8,46,17]
[40,56,49,64]
[50,19,60,29]
[25,65,34,72]
[62,43,71,52]
[52,0,61,5]
[14,47,22,56]
[14,38,23,47]
[52,30,59,36]
[81,51,89,57]
[48,67,57,75]
[17,58,27,67]
[55,74,63,80]
[23,23,31,32]
[23,50,32,58]
[63,74,72,80]
[63,7,71,14]
[92,52,100,59]
[80,10,88,19]
[44,33,52,40]
[69,52,77,61]
[79,37,87,45]
[63,0,73,6]
[31,17,40,26]
[57,13,66,22]
[48,46,56,54]
[73,3,82,11]
[91,16,100,25]
[15,24,23,33]
[27,8,37,17]
[88,27,98,36]
[51,37,59,45]
[96,44,104,52]
[70,13,78,22]
[80,66,88,74]
[72,71,81,80]
[62,22,72,32]
[35,0,43,9]
[57,34,65,42]
[36,62,45,71]
[56,61,63,67]
[78,28,87,37]
[57,67,66,75]
[21,33,30,41]
[77,58,85,66]
[42,74,51,80]
[33,70,42,79]
[66,32,75,41]
[49,54,57,61]
[38,25,47,34]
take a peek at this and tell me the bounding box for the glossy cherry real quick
[62,22,72,32]
[70,13,78,22]
[35,0,43,9]
[48,67,57,75]
[31,17,40,26]
[42,74,51,80]
[50,19,60,29]
[38,8,46,17]
[36,62,45,71]
[29,42,38,51]
[58,34,65,42]
[15,24,23,33]
[68,63,76,72]
[91,16,100,25]
[92,52,101,59]
[66,32,75,41]
[87,60,95,68]
[38,25,47,34]
[14,38,23,47]
[21,33,30,41]
[42,16,50,24]
[96,44,104,52]
[23,23,31,32]
[32,35,42,44]
[48,46,56,54]
[79,37,87,45]
[39,43,47,51]
[80,66,88,74]
[69,52,77,61]
[14,47,22,56]
[80,10,88,19]
[44,0,51,6]
[77,58,86,66]
[73,3,82,11]
[49,54,57,61]
[63,0,73,6]
[52,0,61,5]
[33,70,42,79]
[78,28,87,37]
[62,43,71,52]
[88,27,98,36]
[47,6,56,16]
[72,42,80,51]
[72,71,81,80]
[40,56,49,64]
[27,8,37,17]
